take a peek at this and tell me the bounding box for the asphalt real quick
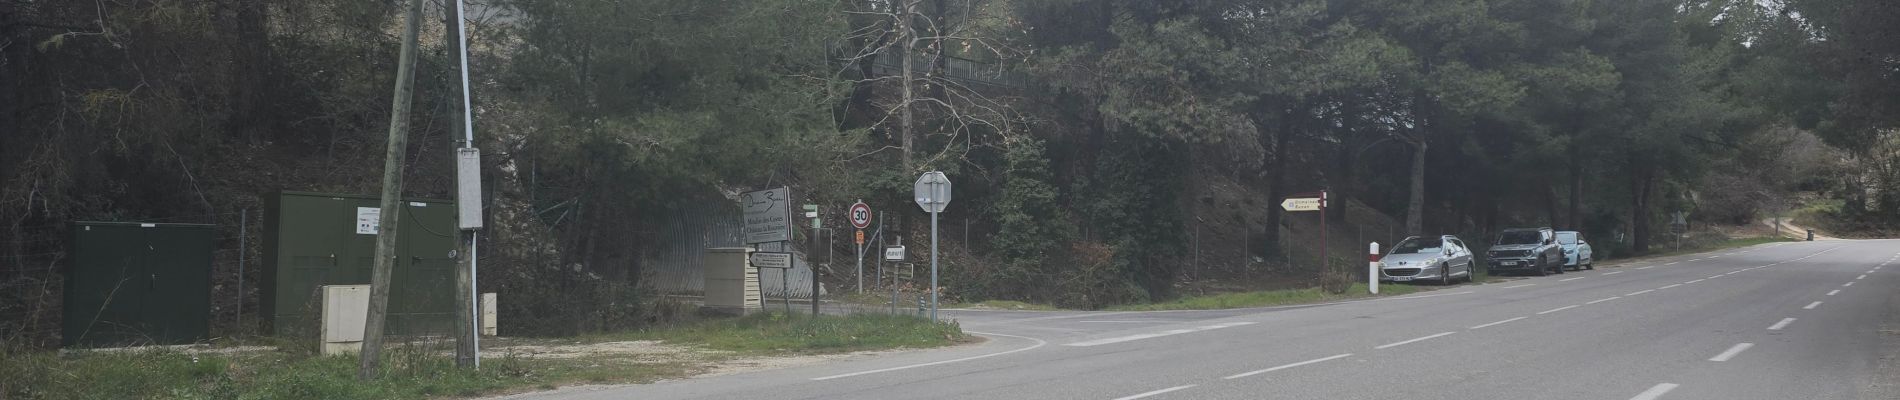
[495,239,1900,400]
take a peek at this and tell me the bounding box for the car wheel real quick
[1534,260,1549,276]
[1440,265,1452,285]
[1586,261,1595,270]
[1552,257,1564,274]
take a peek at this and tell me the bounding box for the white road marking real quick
[1857,274,1867,280]
[1725,271,1741,275]
[1827,289,1841,296]
[1064,322,1256,347]
[1630,383,1681,400]
[1587,296,1621,305]
[1685,279,1705,284]
[1503,284,1536,289]
[1666,262,1679,265]
[1707,275,1724,279]
[1382,291,1476,301]
[1603,271,1624,275]
[1709,343,1754,362]
[1843,282,1855,287]
[1805,301,1822,309]
[813,331,1047,380]
[1560,277,1586,282]
[1627,289,1655,296]
[1659,284,1682,290]
[1077,321,1165,323]
[1376,332,1457,349]
[1112,385,1196,400]
[1224,353,1354,379]
[1768,318,1796,330]
[1537,305,1580,315]
[1637,266,1655,270]
[1469,317,1527,330]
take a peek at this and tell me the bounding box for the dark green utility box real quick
[63,222,215,347]
[262,191,457,337]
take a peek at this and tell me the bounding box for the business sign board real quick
[742,187,792,244]
[751,252,793,269]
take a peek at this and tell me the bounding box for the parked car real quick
[1487,228,1564,276]
[1557,231,1594,271]
[1379,235,1476,285]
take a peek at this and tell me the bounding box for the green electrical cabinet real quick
[63,222,215,347]
[262,191,458,337]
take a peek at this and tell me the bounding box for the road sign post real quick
[850,201,871,294]
[1282,190,1329,291]
[913,171,951,321]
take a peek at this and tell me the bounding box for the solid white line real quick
[1503,284,1536,289]
[1112,385,1197,400]
[1637,266,1655,270]
[1630,383,1681,400]
[1587,296,1621,305]
[1627,289,1655,296]
[1709,343,1754,362]
[1538,305,1580,315]
[1469,317,1527,330]
[1077,320,1164,323]
[1659,284,1683,290]
[1064,322,1256,347]
[1376,332,1457,349]
[1843,282,1855,287]
[1805,301,1822,310]
[1560,277,1586,282]
[1382,291,1476,301]
[1224,353,1354,379]
[1768,318,1796,330]
[1857,274,1867,280]
[1603,271,1624,275]
[1827,289,1841,296]
[812,331,1047,380]
[1685,279,1705,284]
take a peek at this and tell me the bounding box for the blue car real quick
[1557,231,1594,271]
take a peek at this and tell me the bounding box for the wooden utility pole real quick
[358,0,426,381]
[443,0,477,369]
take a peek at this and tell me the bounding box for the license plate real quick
[1500,261,1518,266]
[1392,276,1413,282]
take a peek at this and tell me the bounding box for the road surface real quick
[498,239,1900,400]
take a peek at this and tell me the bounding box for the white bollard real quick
[1369,242,1381,294]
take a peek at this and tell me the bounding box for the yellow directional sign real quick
[1281,197,1323,212]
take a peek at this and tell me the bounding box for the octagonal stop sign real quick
[913,171,951,213]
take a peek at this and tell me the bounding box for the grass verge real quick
[1106,283,1429,311]
[1,313,964,399]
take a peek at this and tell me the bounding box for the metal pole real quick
[1320,190,1329,285]
[236,208,247,332]
[470,231,480,369]
[891,235,901,315]
[930,210,939,321]
[856,236,864,295]
[814,229,824,316]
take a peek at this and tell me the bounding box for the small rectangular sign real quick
[884,246,906,261]
[742,188,792,244]
[752,252,793,269]
[355,207,381,235]
[1281,197,1322,212]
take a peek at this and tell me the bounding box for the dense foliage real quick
[4,0,1898,342]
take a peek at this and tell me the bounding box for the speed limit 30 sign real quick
[848,201,872,229]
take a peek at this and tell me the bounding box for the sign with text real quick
[354,207,381,235]
[1280,197,1322,212]
[751,252,793,269]
[884,246,906,261]
[742,187,792,244]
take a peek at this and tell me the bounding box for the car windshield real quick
[1497,231,1542,245]
[1556,232,1579,245]
[1391,238,1445,254]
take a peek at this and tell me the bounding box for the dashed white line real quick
[1538,305,1580,315]
[1637,266,1655,270]
[1503,284,1536,289]
[1587,296,1621,305]
[1603,271,1625,275]
[1224,353,1354,379]
[1376,332,1457,349]
[1857,274,1867,280]
[1112,385,1197,400]
[1666,262,1680,265]
[1630,383,1681,400]
[1560,277,1586,282]
[1804,301,1822,309]
[1707,275,1724,279]
[1709,343,1754,362]
[1077,321,1163,323]
[1469,317,1527,330]
[1827,289,1841,296]
[1065,322,1256,347]
[1659,284,1682,290]
[1627,289,1655,296]
[1768,318,1796,330]
[1843,282,1855,287]
[812,331,1047,380]
[1684,279,1705,284]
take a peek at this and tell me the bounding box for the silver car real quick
[1379,235,1476,285]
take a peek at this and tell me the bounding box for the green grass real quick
[1,313,964,399]
[1106,283,1429,311]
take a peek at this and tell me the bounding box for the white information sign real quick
[1280,197,1322,212]
[742,187,792,244]
[355,207,381,235]
[751,252,793,269]
[884,246,906,261]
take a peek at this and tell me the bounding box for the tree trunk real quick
[1631,166,1654,253]
[358,0,426,381]
[1405,141,1426,236]
[897,1,916,172]
[1567,144,1583,230]
[1545,185,1562,229]
[1261,114,1291,257]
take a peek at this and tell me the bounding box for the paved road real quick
[499,240,1900,400]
